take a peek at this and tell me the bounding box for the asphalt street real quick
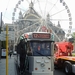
[0,55,66,75]
[0,56,17,75]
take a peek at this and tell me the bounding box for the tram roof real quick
[22,32,51,35]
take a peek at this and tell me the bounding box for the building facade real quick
[0,23,15,51]
[14,2,65,42]
[0,2,65,50]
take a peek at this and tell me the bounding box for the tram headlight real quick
[41,63,45,67]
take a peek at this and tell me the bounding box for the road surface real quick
[0,55,70,75]
[54,69,66,75]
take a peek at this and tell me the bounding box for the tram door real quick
[27,41,54,75]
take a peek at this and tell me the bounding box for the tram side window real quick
[30,41,51,56]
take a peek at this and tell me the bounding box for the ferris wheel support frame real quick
[12,0,72,44]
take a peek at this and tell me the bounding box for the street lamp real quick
[0,12,2,33]
[0,12,2,61]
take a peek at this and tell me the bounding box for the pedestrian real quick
[9,51,12,58]
[18,39,27,75]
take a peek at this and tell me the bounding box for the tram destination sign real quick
[33,33,50,39]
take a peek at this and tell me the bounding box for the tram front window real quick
[30,41,51,56]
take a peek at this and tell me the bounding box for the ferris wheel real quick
[12,0,72,42]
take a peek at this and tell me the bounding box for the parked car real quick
[13,51,17,55]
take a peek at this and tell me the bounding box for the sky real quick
[0,0,75,33]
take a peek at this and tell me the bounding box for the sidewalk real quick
[0,56,17,75]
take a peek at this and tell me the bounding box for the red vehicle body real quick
[54,41,75,75]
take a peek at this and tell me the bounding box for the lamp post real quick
[0,12,2,61]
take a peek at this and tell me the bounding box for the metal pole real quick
[0,12,2,61]
[0,40,1,62]
[6,25,8,75]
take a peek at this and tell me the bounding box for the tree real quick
[71,32,75,39]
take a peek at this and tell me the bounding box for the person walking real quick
[9,50,12,58]
[17,39,27,75]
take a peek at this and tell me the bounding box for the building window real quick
[55,30,57,33]
[63,31,65,34]
[9,28,14,31]
[9,28,12,31]
[4,28,6,31]
[59,30,61,33]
